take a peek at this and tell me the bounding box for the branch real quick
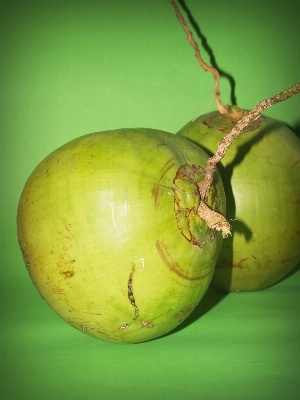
[169,0,228,114]
[198,82,300,237]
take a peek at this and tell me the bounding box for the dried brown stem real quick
[198,82,300,237]
[169,0,228,114]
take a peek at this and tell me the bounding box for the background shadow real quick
[195,121,279,290]
[177,0,237,105]
[163,118,300,339]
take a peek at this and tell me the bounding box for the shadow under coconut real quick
[286,120,300,140]
[162,125,283,339]
[162,286,228,338]
[271,262,300,287]
[196,121,279,290]
[163,263,300,340]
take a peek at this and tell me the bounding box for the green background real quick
[1,0,300,399]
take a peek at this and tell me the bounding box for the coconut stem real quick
[169,0,228,115]
[198,82,300,237]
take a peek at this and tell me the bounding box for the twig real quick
[169,1,300,237]
[169,0,228,115]
[197,82,300,237]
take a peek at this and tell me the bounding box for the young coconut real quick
[17,3,299,346]
[170,0,300,292]
[17,128,227,344]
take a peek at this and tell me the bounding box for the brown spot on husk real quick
[156,240,210,281]
[60,270,75,278]
[233,258,248,269]
[140,320,154,328]
[152,158,175,209]
[128,264,139,320]
[291,158,300,167]
[203,111,265,133]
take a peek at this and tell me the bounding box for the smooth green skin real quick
[178,112,300,291]
[17,128,225,343]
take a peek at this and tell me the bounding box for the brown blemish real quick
[60,269,75,279]
[176,310,185,317]
[58,218,78,243]
[203,111,264,133]
[291,158,300,168]
[126,266,157,329]
[119,323,131,329]
[50,286,65,295]
[156,240,210,281]
[152,158,175,209]
[176,303,196,318]
[140,320,154,328]
[128,263,139,320]
[56,242,76,275]
[257,237,270,245]
[160,158,176,178]
[72,321,94,335]
[233,258,248,269]
[151,184,161,209]
[279,256,295,265]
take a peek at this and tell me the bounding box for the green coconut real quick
[178,109,300,291]
[17,128,226,343]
